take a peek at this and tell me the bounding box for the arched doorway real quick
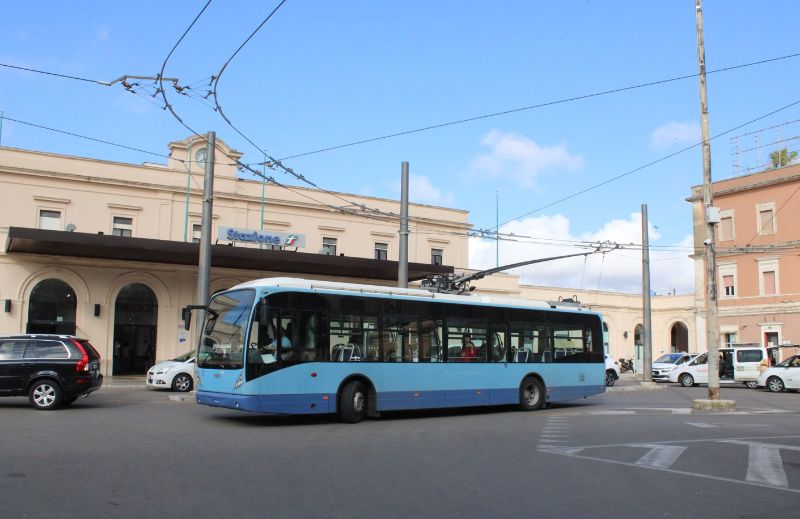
[113,283,158,375]
[670,322,689,353]
[27,279,77,335]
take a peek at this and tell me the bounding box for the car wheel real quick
[172,373,193,392]
[29,379,63,410]
[519,376,545,411]
[767,376,785,393]
[605,370,617,387]
[679,374,695,387]
[339,380,367,423]
[745,381,759,389]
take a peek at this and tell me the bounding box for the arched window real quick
[634,324,644,346]
[27,279,77,335]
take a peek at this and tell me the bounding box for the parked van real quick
[667,345,767,388]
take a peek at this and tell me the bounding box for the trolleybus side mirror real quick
[182,307,191,331]
[182,305,209,331]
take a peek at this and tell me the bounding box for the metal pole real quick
[260,154,266,249]
[696,0,721,400]
[183,140,193,242]
[641,204,653,382]
[496,190,499,268]
[398,162,409,288]
[197,131,216,313]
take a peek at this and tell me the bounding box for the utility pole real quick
[696,0,721,401]
[398,161,409,288]
[496,191,499,268]
[197,131,216,315]
[641,204,653,383]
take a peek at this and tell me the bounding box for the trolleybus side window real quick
[510,325,548,363]
[382,314,419,362]
[446,320,487,362]
[552,324,592,362]
[329,314,378,362]
[278,310,319,363]
[490,321,508,362]
[419,319,443,362]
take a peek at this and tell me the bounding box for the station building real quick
[0,135,696,376]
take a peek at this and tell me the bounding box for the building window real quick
[38,210,62,231]
[757,258,779,296]
[763,271,776,295]
[431,248,443,266]
[374,243,388,260]
[192,224,202,243]
[756,202,776,235]
[723,332,737,347]
[112,216,133,237]
[719,210,734,241]
[322,237,337,256]
[719,263,737,299]
[723,275,735,296]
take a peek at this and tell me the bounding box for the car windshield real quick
[655,353,684,364]
[775,355,800,367]
[198,289,254,370]
[171,351,193,362]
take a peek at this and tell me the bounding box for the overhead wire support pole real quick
[197,131,216,321]
[399,162,409,288]
[642,204,653,382]
[696,0,722,402]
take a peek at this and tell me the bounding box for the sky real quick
[2,1,800,295]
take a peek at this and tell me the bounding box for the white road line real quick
[686,422,717,428]
[745,443,788,488]
[632,444,687,469]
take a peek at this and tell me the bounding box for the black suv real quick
[0,334,103,410]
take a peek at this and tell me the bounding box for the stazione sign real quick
[218,226,305,248]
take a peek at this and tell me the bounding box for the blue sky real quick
[2,1,799,294]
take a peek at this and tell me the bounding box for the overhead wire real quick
[0,62,111,85]
[494,98,800,229]
[277,52,800,160]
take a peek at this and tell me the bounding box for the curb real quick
[607,383,669,392]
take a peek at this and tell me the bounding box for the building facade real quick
[1,135,696,376]
[689,163,800,350]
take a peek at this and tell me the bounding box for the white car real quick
[757,354,800,392]
[605,354,620,387]
[651,352,696,382]
[146,351,195,392]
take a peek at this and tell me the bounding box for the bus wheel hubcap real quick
[353,392,365,413]
[525,385,537,404]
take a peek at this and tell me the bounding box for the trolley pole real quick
[398,162,409,288]
[641,204,653,383]
[696,0,721,401]
[197,131,216,317]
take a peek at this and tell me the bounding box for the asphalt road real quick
[1,383,798,519]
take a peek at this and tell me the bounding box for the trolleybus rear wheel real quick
[519,376,544,411]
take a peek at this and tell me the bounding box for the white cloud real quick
[650,121,701,150]
[470,130,584,188]
[385,173,454,206]
[469,212,694,295]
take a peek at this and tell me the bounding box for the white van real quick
[667,345,767,388]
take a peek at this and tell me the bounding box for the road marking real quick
[630,444,687,469]
[686,422,717,428]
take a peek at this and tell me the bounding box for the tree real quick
[769,147,798,168]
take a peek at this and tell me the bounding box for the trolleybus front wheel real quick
[340,380,367,423]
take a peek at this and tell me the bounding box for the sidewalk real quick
[103,375,145,389]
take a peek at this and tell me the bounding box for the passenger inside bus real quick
[461,333,478,362]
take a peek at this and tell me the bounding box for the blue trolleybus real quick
[192,277,605,422]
